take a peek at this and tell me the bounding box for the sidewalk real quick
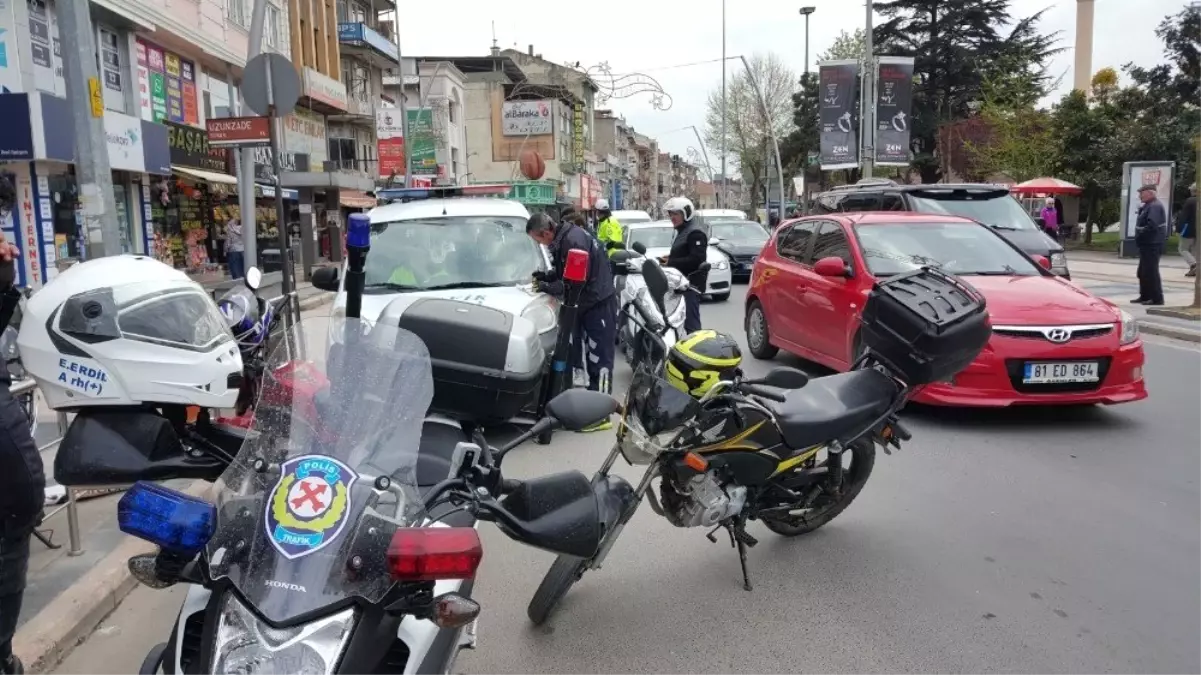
[11,297,335,674]
[1066,253,1199,343]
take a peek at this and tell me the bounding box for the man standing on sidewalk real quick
[1132,184,1168,306]
[1176,184,1197,277]
[225,216,245,280]
[0,181,43,675]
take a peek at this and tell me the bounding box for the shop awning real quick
[340,190,377,209]
[173,165,238,185]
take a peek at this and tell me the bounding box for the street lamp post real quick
[799,6,815,213]
[799,7,815,76]
[862,0,876,179]
[720,0,727,208]
[737,56,786,221]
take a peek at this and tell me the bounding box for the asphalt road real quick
[55,287,1200,674]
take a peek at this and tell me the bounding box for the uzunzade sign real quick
[165,120,229,172]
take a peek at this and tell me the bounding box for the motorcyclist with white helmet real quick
[662,196,708,333]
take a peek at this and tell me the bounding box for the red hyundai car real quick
[744,213,1148,406]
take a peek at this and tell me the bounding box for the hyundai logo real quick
[1044,328,1072,343]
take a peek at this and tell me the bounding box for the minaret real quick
[1073,0,1095,93]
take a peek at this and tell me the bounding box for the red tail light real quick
[387,528,483,581]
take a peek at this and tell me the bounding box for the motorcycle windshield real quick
[204,316,433,623]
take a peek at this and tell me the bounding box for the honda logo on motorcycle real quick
[1043,328,1072,343]
[265,454,360,560]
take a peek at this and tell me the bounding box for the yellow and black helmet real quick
[666,330,743,397]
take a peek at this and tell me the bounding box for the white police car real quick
[312,184,559,423]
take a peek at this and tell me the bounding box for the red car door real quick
[799,220,866,369]
[763,220,818,349]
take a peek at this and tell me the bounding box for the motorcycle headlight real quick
[521,295,558,334]
[213,593,355,675]
[1119,309,1139,345]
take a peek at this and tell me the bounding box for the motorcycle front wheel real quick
[527,554,588,625]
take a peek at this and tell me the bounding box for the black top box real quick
[860,267,992,386]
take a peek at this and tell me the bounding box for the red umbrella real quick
[1011,177,1083,196]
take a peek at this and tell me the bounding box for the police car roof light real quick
[376,184,511,204]
[347,213,371,248]
[563,248,589,283]
[117,481,216,556]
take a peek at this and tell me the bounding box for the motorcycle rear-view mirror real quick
[496,470,602,559]
[244,266,263,291]
[631,242,647,255]
[312,265,341,292]
[545,388,621,431]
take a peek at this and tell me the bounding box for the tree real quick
[819,28,866,62]
[873,0,1063,182]
[1051,86,1119,243]
[964,71,1060,183]
[705,53,796,215]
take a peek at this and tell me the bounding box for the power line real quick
[600,57,729,77]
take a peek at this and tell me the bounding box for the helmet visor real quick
[59,282,233,351]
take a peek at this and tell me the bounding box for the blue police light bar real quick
[376,184,511,204]
[117,481,216,556]
[347,213,371,248]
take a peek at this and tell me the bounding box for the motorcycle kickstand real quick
[726,520,759,592]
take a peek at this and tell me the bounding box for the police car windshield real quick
[629,226,676,250]
[363,216,541,291]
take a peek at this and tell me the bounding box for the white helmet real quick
[663,196,694,222]
[17,255,243,410]
[594,198,610,211]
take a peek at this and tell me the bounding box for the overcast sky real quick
[404,0,1181,170]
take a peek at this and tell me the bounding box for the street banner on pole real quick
[874,56,914,167]
[818,60,860,171]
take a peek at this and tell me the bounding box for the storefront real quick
[0,92,172,288]
[158,120,237,272]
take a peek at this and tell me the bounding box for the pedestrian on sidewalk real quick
[1176,184,1197,277]
[0,184,43,675]
[1132,184,1168,306]
[225,216,245,280]
[1040,197,1060,241]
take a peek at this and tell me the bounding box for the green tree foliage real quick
[873,0,1063,182]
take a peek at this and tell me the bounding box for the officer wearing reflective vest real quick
[594,199,624,258]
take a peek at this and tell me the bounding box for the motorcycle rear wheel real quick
[139,642,167,675]
[761,439,876,537]
[527,554,588,625]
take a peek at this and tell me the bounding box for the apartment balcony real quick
[338,22,400,69]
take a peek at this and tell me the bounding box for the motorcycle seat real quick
[763,369,897,450]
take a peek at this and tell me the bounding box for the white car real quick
[312,184,559,423]
[623,220,732,302]
[609,209,653,225]
[696,208,749,223]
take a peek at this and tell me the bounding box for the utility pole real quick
[800,7,815,76]
[739,56,785,219]
[396,28,413,187]
[720,0,727,208]
[800,6,815,212]
[861,0,876,179]
[239,0,269,269]
[58,0,119,259]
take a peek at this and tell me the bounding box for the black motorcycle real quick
[525,266,993,625]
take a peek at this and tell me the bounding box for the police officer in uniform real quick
[0,176,43,675]
[661,196,709,333]
[526,212,617,431]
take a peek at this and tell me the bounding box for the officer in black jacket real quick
[0,176,42,675]
[526,213,617,431]
[662,196,708,333]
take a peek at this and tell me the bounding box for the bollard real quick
[65,488,83,556]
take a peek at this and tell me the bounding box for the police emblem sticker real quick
[265,454,359,560]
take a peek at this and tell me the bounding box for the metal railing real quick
[10,378,86,556]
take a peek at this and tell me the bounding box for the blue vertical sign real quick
[613,181,624,210]
[1,171,23,287]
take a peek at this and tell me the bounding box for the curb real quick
[297,292,333,312]
[13,481,216,674]
[1137,319,1201,343]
